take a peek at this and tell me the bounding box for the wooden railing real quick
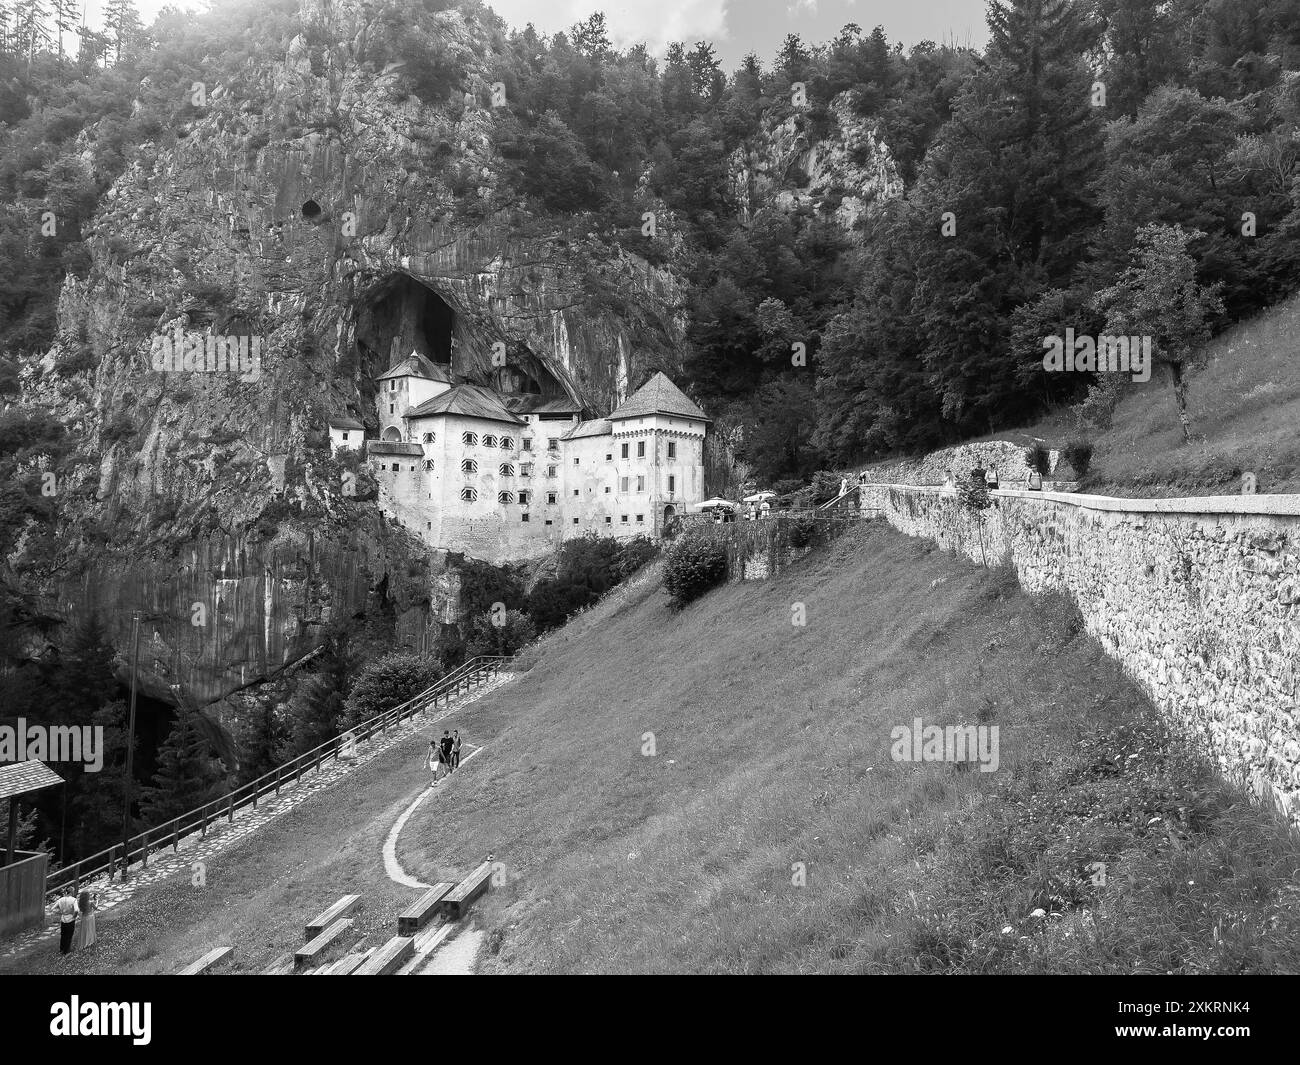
[42,655,514,903]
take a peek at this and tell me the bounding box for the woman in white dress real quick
[72,890,97,951]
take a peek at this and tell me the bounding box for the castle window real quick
[424,432,435,443]
[636,475,645,492]
[546,465,557,478]
[573,457,580,466]
[424,460,435,471]
[498,491,514,504]
[667,441,676,459]
[462,459,477,474]
[483,434,498,448]
[668,475,675,493]
[573,518,579,525]
[605,516,612,525]
[572,489,579,496]
[522,438,532,451]
[604,486,610,494]
[606,453,612,461]
[637,441,646,458]
[460,487,478,502]
[500,436,513,449]
[636,514,644,523]
[341,431,350,441]
[520,463,533,477]
[547,437,559,451]
[389,404,394,414]
[390,463,399,472]
[390,381,397,391]
[621,443,629,458]
[619,477,629,493]
[518,491,530,505]
[499,463,515,476]
[462,432,477,446]
[545,519,553,526]
[522,513,530,522]
[546,492,557,505]
[620,515,628,524]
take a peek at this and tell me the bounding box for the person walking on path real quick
[55,889,78,954]
[452,730,463,770]
[428,739,446,785]
[72,890,97,951]
[440,730,454,770]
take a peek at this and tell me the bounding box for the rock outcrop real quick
[17,0,685,710]
[729,91,903,231]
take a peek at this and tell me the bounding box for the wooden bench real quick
[323,949,372,975]
[305,894,361,940]
[294,918,355,971]
[179,945,232,975]
[398,883,454,936]
[353,935,414,975]
[440,862,493,920]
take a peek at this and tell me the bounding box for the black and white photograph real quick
[0,0,1294,1035]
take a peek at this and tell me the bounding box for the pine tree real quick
[101,0,138,64]
[50,0,73,62]
[140,708,224,828]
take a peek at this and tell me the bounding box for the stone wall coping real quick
[862,483,1300,518]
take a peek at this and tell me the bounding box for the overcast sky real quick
[115,0,990,69]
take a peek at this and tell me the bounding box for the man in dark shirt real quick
[440,730,454,769]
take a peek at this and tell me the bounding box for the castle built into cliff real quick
[331,352,709,562]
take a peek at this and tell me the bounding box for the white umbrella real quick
[694,498,737,511]
[742,491,776,503]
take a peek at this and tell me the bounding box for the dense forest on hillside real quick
[6,0,1300,863]
[6,0,1300,476]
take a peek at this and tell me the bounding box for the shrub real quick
[1024,443,1051,476]
[788,515,816,549]
[663,536,728,608]
[465,608,535,657]
[1062,439,1094,479]
[613,535,659,581]
[342,652,440,727]
[810,469,841,504]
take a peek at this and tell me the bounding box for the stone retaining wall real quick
[860,482,1300,829]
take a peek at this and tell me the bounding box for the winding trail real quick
[381,742,485,888]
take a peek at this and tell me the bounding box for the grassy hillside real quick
[7,524,1298,974]
[992,291,1300,497]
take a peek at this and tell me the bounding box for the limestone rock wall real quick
[728,92,903,232]
[861,483,1300,829]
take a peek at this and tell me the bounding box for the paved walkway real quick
[0,673,516,962]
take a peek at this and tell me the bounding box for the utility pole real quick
[121,609,141,881]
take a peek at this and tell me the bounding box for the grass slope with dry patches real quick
[7,524,1296,974]
[399,524,1300,974]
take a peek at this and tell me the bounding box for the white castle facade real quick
[332,352,709,563]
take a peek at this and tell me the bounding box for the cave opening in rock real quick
[301,199,323,221]
[356,274,456,370]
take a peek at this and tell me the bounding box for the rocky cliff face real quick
[17,0,686,711]
[729,92,903,231]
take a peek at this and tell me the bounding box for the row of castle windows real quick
[400,430,673,461]
[383,460,671,495]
